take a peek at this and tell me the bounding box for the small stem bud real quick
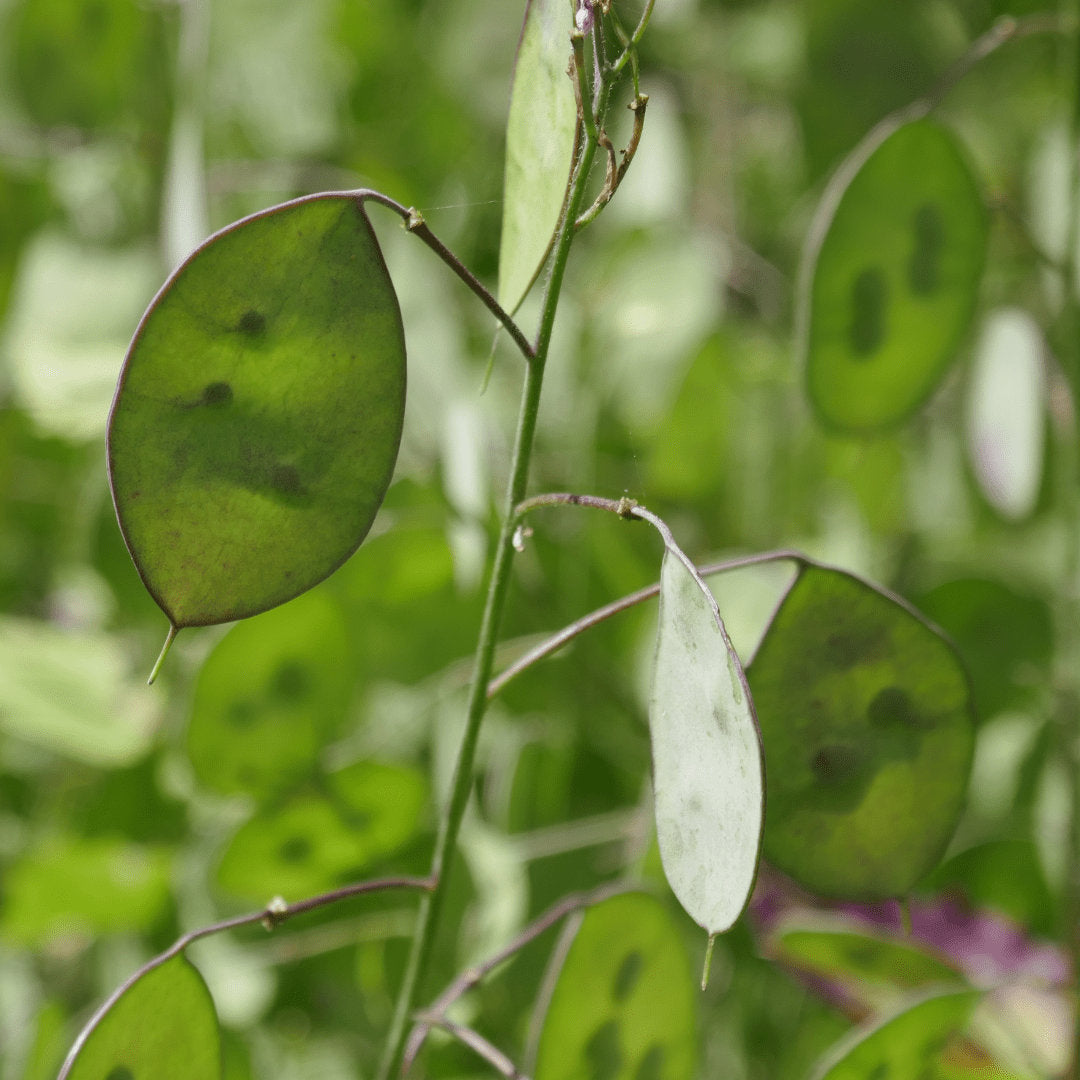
[262,895,289,931]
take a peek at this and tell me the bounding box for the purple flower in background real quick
[845,894,1068,988]
[751,866,1069,993]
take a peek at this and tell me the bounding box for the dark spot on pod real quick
[228,699,257,727]
[201,381,233,407]
[270,464,304,498]
[612,950,644,1001]
[635,1045,667,1080]
[336,805,373,833]
[868,686,918,728]
[824,630,865,670]
[236,309,267,336]
[585,1019,623,1080]
[869,1064,890,1080]
[849,267,888,357]
[279,836,312,864]
[812,744,862,783]
[908,202,944,297]
[273,659,310,702]
[106,1068,135,1080]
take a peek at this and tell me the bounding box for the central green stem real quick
[376,113,604,1080]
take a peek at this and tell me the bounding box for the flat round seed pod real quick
[800,119,987,431]
[108,193,406,629]
[59,955,220,1080]
[749,563,975,899]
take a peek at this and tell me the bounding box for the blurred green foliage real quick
[0,0,1073,1077]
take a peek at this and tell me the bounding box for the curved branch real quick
[573,95,649,231]
[415,1017,529,1079]
[403,881,635,1075]
[498,487,807,698]
[514,491,641,518]
[357,189,536,363]
[57,875,435,1080]
[487,548,806,698]
[921,13,1069,114]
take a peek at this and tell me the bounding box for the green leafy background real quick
[0,0,1070,1077]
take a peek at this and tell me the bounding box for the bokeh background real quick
[0,0,1073,1076]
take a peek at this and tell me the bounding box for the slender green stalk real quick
[700,933,716,992]
[376,111,606,1080]
[147,623,177,685]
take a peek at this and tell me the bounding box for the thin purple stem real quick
[57,875,435,1079]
